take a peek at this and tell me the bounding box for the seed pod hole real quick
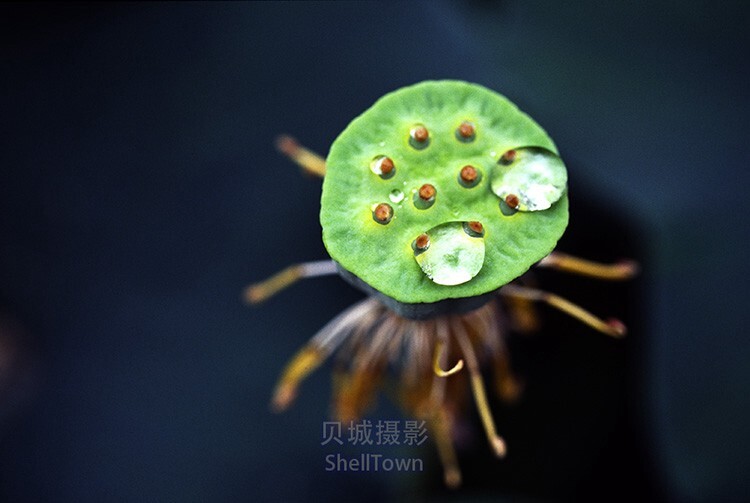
[499,199,518,216]
[455,121,476,142]
[409,125,430,150]
[372,203,393,224]
[370,155,396,179]
[463,221,484,237]
[505,194,520,209]
[413,233,430,254]
[458,165,482,188]
[499,149,517,165]
[413,183,436,209]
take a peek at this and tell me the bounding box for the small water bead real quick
[413,221,485,286]
[389,189,404,203]
[370,156,396,179]
[491,147,568,211]
[409,125,430,150]
[372,203,393,224]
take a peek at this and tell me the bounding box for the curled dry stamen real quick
[432,341,464,377]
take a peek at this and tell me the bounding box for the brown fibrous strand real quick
[271,297,519,488]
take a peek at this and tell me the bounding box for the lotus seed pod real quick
[254,80,637,491]
[320,80,569,306]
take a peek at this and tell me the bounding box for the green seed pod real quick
[255,81,636,489]
[320,80,569,311]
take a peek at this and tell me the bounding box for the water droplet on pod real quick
[490,147,567,211]
[413,221,485,286]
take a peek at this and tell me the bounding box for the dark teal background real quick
[1,2,748,501]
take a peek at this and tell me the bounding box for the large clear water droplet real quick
[414,222,485,286]
[490,147,567,211]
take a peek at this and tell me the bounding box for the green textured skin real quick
[321,80,568,304]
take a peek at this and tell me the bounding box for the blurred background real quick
[1,1,748,501]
